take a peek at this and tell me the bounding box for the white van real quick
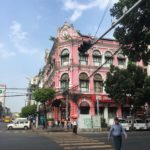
[7,120,30,130]
[13,117,28,122]
[133,119,147,130]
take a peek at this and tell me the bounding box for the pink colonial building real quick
[41,23,137,127]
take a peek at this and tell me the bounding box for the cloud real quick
[9,21,38,54]
[0,42,16,59]
[62,0,118,22]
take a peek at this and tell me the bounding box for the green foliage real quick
[105,64,147,106]
[134,76,150,105]
[32,88,55,104]
[110,0,150,64]
[20,104,37,117]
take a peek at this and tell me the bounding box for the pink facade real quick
[43,23,132,123]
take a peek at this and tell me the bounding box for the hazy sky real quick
[0,0,118,112]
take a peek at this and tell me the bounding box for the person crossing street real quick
[108,117,127,150]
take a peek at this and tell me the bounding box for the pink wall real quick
[46,23,144,120]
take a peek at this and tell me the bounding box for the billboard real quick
[0,84,6,107]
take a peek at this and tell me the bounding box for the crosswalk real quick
[48,133,113,150]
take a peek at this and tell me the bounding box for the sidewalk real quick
[32,126,72,133]
[32,126,108,134]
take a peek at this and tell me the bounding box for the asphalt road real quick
[1,121,150,150]
[0,121,62,150]
[80,131,150,150]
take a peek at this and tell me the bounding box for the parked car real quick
[145,118,150,130]
[7,120,30,130]
[13,117,28,122]
[133,119,147,130]
[118,119,132,131]
[107,118,131,131]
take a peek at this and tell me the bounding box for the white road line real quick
[60,142,106,146]
[64,145,112,149]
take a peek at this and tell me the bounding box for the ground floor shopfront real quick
[46,93,130,129]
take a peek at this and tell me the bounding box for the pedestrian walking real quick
[108,117,127,150]
[72,120,78,134]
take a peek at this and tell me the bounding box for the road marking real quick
[47,133,113,150]
[60,142,106,146]
[56,140,102,143]
[64,145,112,149]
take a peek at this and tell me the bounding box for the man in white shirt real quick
[73,120,77,134]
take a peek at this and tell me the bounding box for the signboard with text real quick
[0,84,6,107]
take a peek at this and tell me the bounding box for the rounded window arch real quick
[105,51,113,66]
[93,50,102,66]
[79,101,90,114]
[117,53,126,66]
[61,49,69,66]
[93,50,101,56]
[79,73,89,92]
[60,73,69,90]
[93,74,103,93]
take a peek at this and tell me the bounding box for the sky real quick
[0,0,118,113]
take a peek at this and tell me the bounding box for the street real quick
[1,122,150,150]
[0,122,61,150]
[80,131,150,150]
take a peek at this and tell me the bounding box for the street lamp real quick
[96,95,101,131]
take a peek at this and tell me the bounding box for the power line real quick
[0,87,28,90]
[0,94,27,97]
[94,0,111,37]
[68,45,122,92]
[63,0,143,93]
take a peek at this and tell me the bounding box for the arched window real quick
[117,53,126,66]
[105,51,113,66]
[60,73,69,90]
[94,74,103,93]
[79,73,89,92]
[93,50,102,66]
[79,53,88,65]
[61,49,69,66]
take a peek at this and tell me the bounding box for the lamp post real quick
[96,95,101,131]
[36,102,40,129]
[130,105,134,130]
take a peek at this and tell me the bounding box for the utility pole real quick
[65,93,69,120]
[36,102,39,128]
[65,78,69,121]
[96,95,101,131]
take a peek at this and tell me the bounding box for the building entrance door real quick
[79,101,90,114]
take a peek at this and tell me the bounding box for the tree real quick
[105,64,146,106]
[134,76,150,106]
[32,88,55,128]
[110,0,150,64]
[21,104,37,117]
